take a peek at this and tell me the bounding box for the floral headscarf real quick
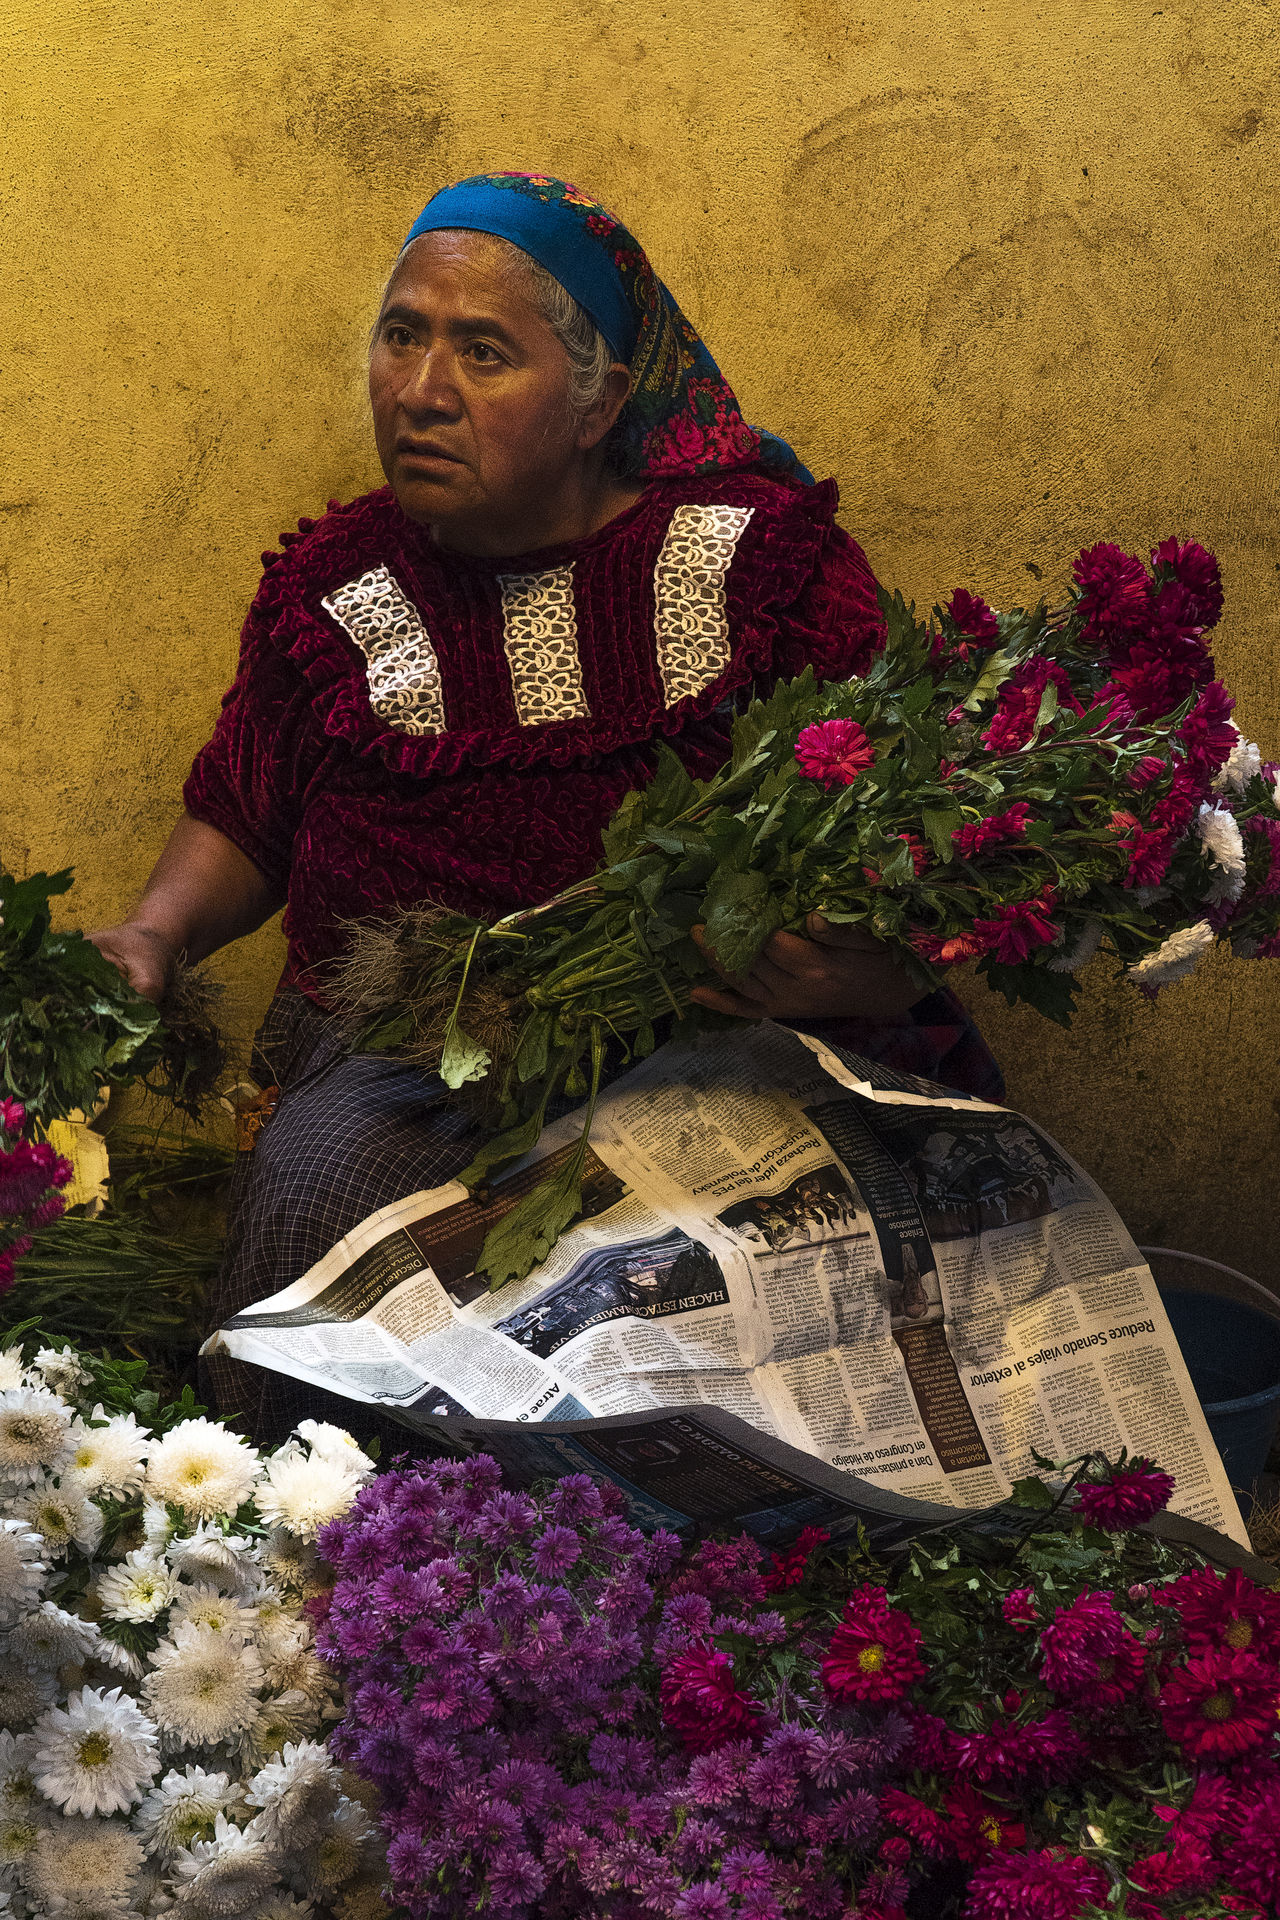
[402,171,814,485]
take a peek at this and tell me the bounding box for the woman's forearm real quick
[126,814,284,962]
[89,813,285,999]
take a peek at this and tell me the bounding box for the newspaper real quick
[208,1021,1248,1550]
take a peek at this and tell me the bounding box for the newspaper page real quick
[208,1022,1247,1549]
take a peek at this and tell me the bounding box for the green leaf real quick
[699,867,783,976]
[456,1095,553,1189]
[439,1020,491,1089]
[963,644,1021,713]
[1009,1475,1056,1510]
[978,958,1080,1026]
[921,806,964,864]
[475,1162,588,1289]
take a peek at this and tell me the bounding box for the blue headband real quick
[402,180,637,363]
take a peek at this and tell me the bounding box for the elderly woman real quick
[91,172,1002,1440]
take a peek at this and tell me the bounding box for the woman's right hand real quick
[86,924,181,1004]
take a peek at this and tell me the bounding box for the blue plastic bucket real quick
[1154,1263,1280,1500]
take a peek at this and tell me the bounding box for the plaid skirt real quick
[204,988,1003,1444]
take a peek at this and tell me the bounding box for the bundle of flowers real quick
[335,537,1280,1286]
[321,1446,1280,1920]
[0,865,225,1301]
[0,1336,386,1920]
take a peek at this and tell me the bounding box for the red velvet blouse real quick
[184,469,884,996]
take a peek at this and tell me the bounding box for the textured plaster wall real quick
[3,1,1278,1279]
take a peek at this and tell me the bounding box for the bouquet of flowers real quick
[0,865,226,1299]
[320,1448,1280,1920]
[0,1335,386,1920]
[336,538,1280,1286]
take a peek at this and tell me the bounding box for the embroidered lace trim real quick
[322,566,447,736]
[497,566,591,726]
[652,503,755,705]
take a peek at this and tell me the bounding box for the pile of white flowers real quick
[0,1342,389,1920]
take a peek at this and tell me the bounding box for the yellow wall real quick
[5,0,1278,1280]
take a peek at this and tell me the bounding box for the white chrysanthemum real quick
[13,1476,103,1561]
[144,1422,259,1525]
[244,1744,340,1853]
[1127,917,1216,987]
[132,1769,241,1860]
[38,1893,140,1920]
[0,1351,28,1392]
[284,1797,375,1902]
[165,1528,255,1594]
[1046,917,1103,973]
[0,1654,59,1730]
[0,1518,48,1627]
[30,1347,92,1397]
[169,1812,278,1918]
[31,1688,159,1819]
[0,1386,74,1487]
[0,1805,42,1874]
[256,1627,326,1704]
[292,1423,375,1477]
[9,1603,101,1670]
[257,1532,320,1596]
[1198,801,1247,902]
[141,1505,173,1555]
[23,1816,144,1909]
[97,1554,175,1626]
[244,1894,312,1920]
[167,1587,257,1642]
[253,1452,362,1544]
[65,1411,151,1499]
[238,1694,318,1771]
[142,1624,264,1747]
[1212,727,1263,795]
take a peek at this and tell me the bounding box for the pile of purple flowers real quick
[315,1457,921,1920]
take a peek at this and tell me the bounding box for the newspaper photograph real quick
[208,1020,1248,1549]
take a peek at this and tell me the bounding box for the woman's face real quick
[370,230,603,550]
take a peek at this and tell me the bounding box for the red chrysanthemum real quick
[879,1788,949,1856]
[941,1785,1026,1864]
[659,1646,764,1753]
[911,928,994,965]
[1073,541,1152,639]
[1071,1459,1175,1528]
[1158,1649,1280,1759]
[1128,754,1168,790]
[1220,1778,1280,1911]
[982,658,1082,754]
[1180,679,1237,776]
[795,717,877,788]
[964,1847,1109,1920]
[1151,537,1224,628]
[946,1706,1084,1786]
[761,1525,829,1593]
[821,1587,926,1704]
[1153,1565,1280,1657]
[1040,1591,1146,1705]
[952,803,1034,860]
[1149,765,1202,833]
[970,888,1061,966]
[947,588,1001,644]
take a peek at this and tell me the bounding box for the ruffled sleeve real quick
[769,513,885,683]
[182,583,329,894]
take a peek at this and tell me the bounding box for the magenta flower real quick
[1159,1649,1280,1759]
[982,658,1082,753]
[821,1587,926,1704]
[1151,537,1223,627]
[1180,678,1237,776]
[1073,541,1151,636]
[964,1847,1110,1919]
[952,803,1034,859]
[1040,1591,1146,1705]
[1072,1459,1174,1528]
[660,1646,764,1753]
[1001,1588,1038,1633]
[794,717,877,787]
[970,889,1060,965]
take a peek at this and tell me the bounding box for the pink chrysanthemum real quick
[660,1646,764,1753]
[1221,1778,1280,1911]
[964,1847,1109,1920]
[1001,1588,1038,1633]
[982,658,1082,754]
[821,1587,926,1704]
[1158,1649,1280,1759]
[1071,1458,1175,1528]
[794,718,876,788]
[1153,1565,1280,1657]
[970,889,1061,965]
[1180,679,1237,776]
[952,803,1034,860]
[1039,1591,1146,1705]
[1128,753,1168,790]
[946,588,1000,644]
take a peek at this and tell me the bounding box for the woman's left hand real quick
[689,913,927,1023]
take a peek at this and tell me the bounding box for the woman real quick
[91,172,1002,1440]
